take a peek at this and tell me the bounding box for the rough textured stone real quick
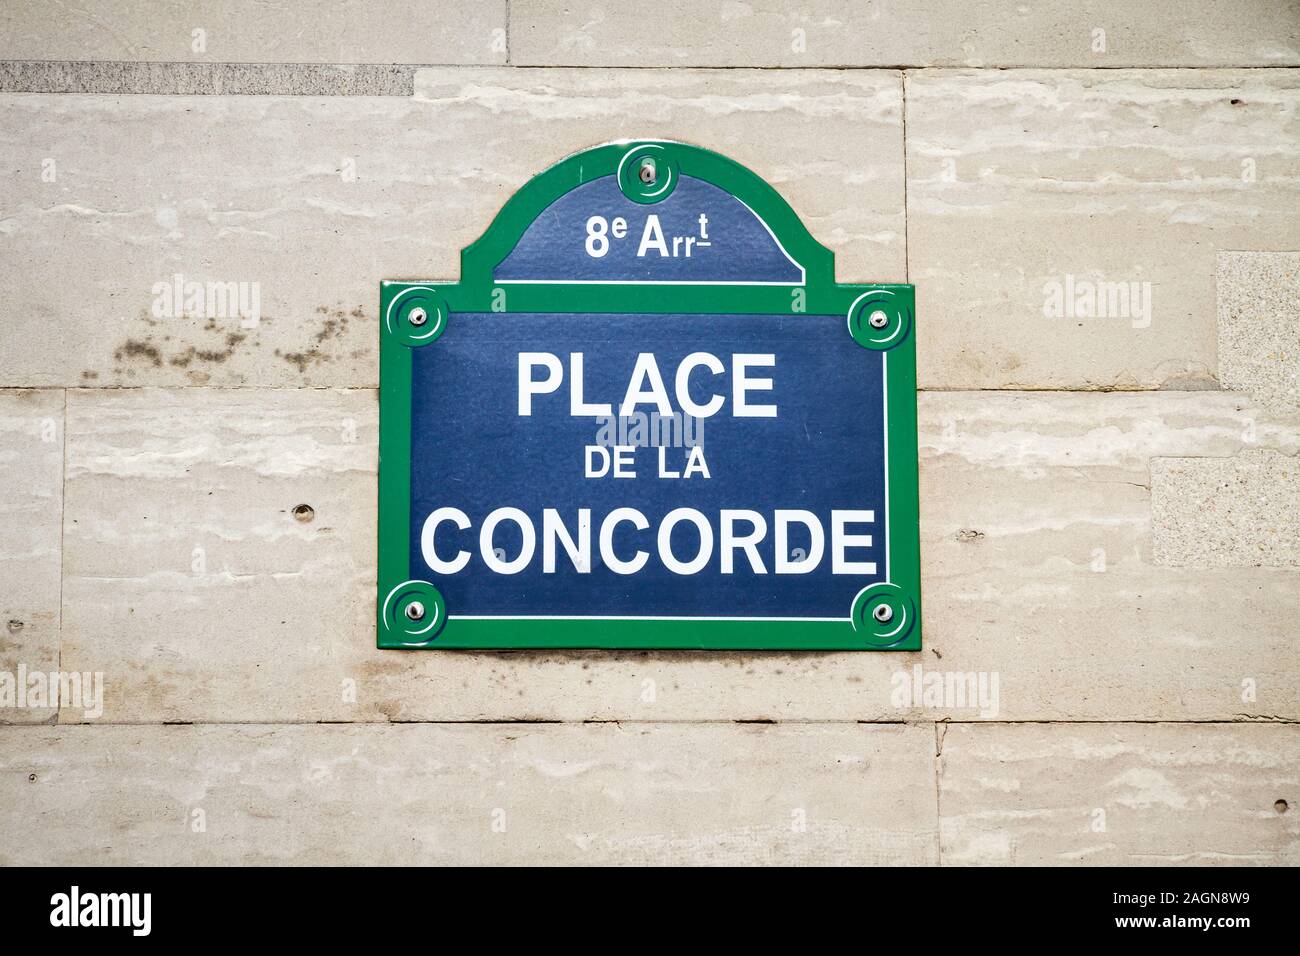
[60,388,1300,724]
[0,1,507,64]
[940,723,1300,865]
[0,61,417,95]
[512,0,1300,68]
[4,1,1300,868]
[907,70,1300,389]
[0,390,62,725]
[1218,251,1300,413]
[0,68,904,388]
[1152,450,1300,568]
[61,388,377,724]
[0,722,937,865]
[916,391,1300,723]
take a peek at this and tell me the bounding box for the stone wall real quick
[1,2,1297,865]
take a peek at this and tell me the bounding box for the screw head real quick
[872,603,894,624]
[868,309,890,330]
[404,601,426,622]
[408,307,428,327]
[639,158,657,185]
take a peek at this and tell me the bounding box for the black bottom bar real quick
[0,866,1288,942]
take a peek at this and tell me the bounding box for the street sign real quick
[378,141,919,650]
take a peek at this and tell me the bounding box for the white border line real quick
[456,615,849,622]
[883,349,891,584]
[495,175,806,287]
[496,278,802,287]
[436,343,890,626]
[735,193,806,285]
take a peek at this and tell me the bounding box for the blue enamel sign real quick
[378,140,920,650]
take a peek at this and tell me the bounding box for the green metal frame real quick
[379,140,919,650]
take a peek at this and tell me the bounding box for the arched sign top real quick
[461,140,835,288]
[378,140,919,652]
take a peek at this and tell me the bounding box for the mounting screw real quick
[408,307,428,327]
[872,604,894,624]
[404,601,425,622]
[639,158,657,185]
[868,309,889,329]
